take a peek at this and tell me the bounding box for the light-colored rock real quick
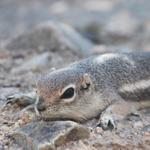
[96,127,103,134]
[9,121,91,150]
[10,52,51,74]
[133,121,143,129]
[112,139,124,146]
[119,132,125,138]
[4,21,95,55]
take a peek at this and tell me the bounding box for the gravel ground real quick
[0,0,150,149]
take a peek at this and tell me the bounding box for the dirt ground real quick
[0,0,150,149]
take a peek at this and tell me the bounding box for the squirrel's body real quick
[68,52,150,101]
[7,52,150,130]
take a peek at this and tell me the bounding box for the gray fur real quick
[43,52,150,102]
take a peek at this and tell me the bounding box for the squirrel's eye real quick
[61,88,74,99]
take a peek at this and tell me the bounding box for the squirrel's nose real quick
[36,103,46,111]
[36,98,46,111]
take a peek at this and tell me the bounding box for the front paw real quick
[6,94,33,106]
[6,94,22,105]
[97,116,114,131]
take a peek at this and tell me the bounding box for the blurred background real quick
[1,0,150,51]
[1,0,150,92]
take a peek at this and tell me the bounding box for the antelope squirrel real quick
[7,52,150,130]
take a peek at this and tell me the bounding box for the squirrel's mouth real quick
[34,106,40,116]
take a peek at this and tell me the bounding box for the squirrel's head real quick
[35,68,98,122]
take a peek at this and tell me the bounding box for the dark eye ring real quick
[61,88,74,99]
[83,84,90,90]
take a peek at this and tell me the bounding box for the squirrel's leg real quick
[6,92,36,106]
[97,99,137,130]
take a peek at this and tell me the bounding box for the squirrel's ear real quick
[81,74,91,90]
[50,68,56,72]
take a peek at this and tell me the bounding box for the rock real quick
[112,139,124,146]
[119,132,125,138]
[142,124,150,132]
[4,21,95,56]
[78,140,89,150]
[96,127,103,134]
[9,121,91,150]
[133,121,143,129]
[142,132,150,136]
[84,16,137,43]
[10,52,51,74]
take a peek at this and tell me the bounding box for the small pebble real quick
[119,132,125,138]
[104,131,110,137]
[96,127,103,134]
[142,124,150,132]
[133,121,143,129]
[90,132,96,138]
[0,131,4,136]
[137,131,141,135]
[13,122,20,130]
[78,140,88,149]
[126,135,132,139]
[113,139,123,146]
[4,145,8,149]
[131,131,134,134]
[142,132,150,136]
